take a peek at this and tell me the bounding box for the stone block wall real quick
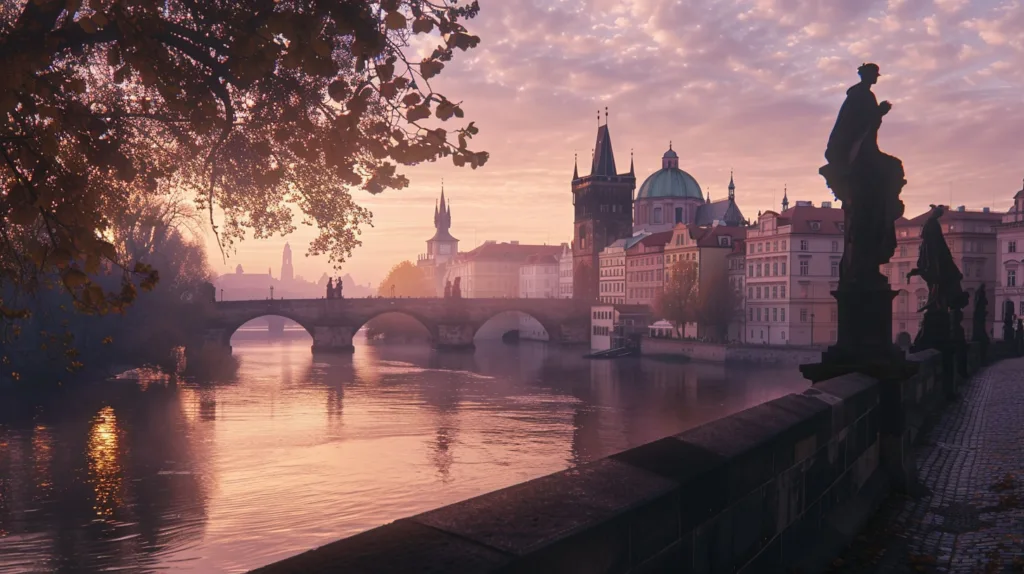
[641,337,823,365]
[254,344,983,574]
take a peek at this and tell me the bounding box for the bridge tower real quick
[571,110,635,301]
[281,242,294,282]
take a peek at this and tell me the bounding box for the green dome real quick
[636,168,703,200]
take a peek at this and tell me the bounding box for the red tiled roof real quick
[458,242,562,262]
[627,231,673,254]
[523,254,559,266]
[696,225,746,248]
[903,207,1003,225]
[776,205,845,234]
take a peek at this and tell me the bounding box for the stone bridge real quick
[204,298,592,353]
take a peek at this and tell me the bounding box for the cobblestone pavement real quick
[827,358,1024,574]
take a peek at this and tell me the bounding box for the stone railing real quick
[253,344,982,574]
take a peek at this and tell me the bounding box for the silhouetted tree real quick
[697,272,737,343]
[656,261,698,337]
[1,1,486,327]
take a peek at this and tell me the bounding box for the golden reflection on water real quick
[87,406,123,519]
[32,424,53,495]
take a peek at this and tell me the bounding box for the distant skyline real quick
[204,0,1024,286]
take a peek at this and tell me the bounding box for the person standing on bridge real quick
[326,277,335,299]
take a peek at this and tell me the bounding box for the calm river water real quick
[0,335,810,573]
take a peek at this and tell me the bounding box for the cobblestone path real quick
[828,357,1024,573]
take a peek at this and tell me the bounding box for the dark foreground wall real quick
[253,345,981,574]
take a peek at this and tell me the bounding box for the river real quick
[0,335,811,573]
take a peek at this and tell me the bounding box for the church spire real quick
[781,184,789,211]
[434,181,451,231]
[728,170,736,202]
[629,149,634,175]
[590,110,618,176]
[572,152,579,180]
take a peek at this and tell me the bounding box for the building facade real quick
[558,242,574,299]
[996,180,1024,338]
[519,252,560,299]
[726,237,747,342]
[571,119,635,301]
[598,238,629,304]
[417,188,459,296]
[744,202,843,346]
[443,241,562,299]
[663,223,744,338]
[625,231,673,307]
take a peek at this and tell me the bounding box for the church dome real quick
[636,166,703,200]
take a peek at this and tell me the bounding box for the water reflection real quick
[87,406,122,518]
[1,337,810,573]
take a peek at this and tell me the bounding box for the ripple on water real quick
[0,340,809,572]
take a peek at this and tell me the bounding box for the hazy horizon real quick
[202,0,1024,288]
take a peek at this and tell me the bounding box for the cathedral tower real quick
[571,111,635,301]
[281,242,294,282]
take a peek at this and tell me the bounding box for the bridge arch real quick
[472,309,563,343]
[354,310,437,343]
[220,312,316,345]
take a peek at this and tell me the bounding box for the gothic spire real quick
[629,149,634,176]
[728,170,735,202]
[781,184,789,211]
[590,122,618,176]
[572,152,579,180]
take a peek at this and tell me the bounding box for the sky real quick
[207,0,1024,288]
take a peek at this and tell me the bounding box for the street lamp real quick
[270,285,274,300]
[810,312,816,346]
[220,288,224,302]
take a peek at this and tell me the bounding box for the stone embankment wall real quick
[254,345,982,574]
[642,337,824,365]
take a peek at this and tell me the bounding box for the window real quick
[900,245,907,257]
[748,287,753,299]
[831,240,838,252]
[1020,301,1024,316]
[756,264,762,277]
[1009,269,1017,287]
[781,331,786,340]
[773,308,778,321]
[780,285,786,298]
[748,243,753,254]
[782,240,787,250]
[756,286,761,298]
[781,308,786,321]
[1010,240,1017,253]
[757,308,762,321]
[831,261,839,277]
[748,264,753,277]
[749,308,754,321]
[799,260,809,276]
[800,308,808,322]
[810,221,821,231]
[772,286,778,299]
[884,265,891,278]
[758,243,763,253]
[675,207,684,224]
[773,241,779,252]
[800,240,808,251]
[781,261,787,275]
[772,262,778,276]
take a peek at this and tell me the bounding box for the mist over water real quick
[0,335,809,572]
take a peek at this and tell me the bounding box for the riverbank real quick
[641,336,824,365]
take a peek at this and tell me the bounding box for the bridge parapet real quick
[205,298,592,353]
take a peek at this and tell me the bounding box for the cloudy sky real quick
[209,0,1024,287]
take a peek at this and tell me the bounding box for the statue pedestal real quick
[801,285,917,383]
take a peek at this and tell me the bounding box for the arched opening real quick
[358,311,433,346]
[474,311,555,343]
[229,314,313,345]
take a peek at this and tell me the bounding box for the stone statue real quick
[335,277,344,299]
[821,63,907,286]
[972,284,989,343]
[452,277,462,299]
[908,205,964,353]
[326,277,335,299]
[444,280,452,299]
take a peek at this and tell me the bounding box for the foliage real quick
[696,271,738,343]
[1,0,486,326]
[2,193,213,382]
[377,260,432,297]
[656,260,698,334]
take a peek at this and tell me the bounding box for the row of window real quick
[592,326,611,336]
[600,281,625,293]
[667,252,696,264]
[629,287,660,300]
[601,268,623,277]
[629,269,664,283]
[629,256,662,267]
[600,257,624,267]
[747,307,838,323]
[592,310,613,320]
[749,285,787,300]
